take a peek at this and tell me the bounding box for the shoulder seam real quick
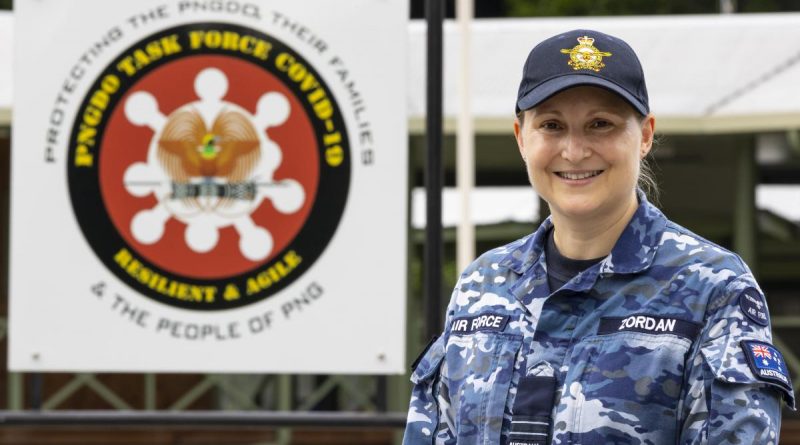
[663,221,748,271]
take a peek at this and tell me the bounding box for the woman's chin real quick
[550,199,602,220]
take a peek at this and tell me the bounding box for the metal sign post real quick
[424,0,445,341]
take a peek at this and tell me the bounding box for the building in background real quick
[1,3,800,444]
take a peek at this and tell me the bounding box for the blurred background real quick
[1,0,800,443]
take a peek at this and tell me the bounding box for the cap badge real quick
[560,36,612,72]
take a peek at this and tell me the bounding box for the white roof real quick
[3,12,800,133]
[757,185,800,222]
[408,13,800,134]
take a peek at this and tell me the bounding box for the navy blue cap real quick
[516,29,649,115]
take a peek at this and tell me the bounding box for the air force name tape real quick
[741,340,793,392]
[739,289,769,326]
[598,314,701,341]
[450,313,510,335]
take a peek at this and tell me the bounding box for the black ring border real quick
[66,22,351,311]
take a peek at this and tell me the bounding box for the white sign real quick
[9,0,408,374]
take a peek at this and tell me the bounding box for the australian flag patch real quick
[741,340,793,392]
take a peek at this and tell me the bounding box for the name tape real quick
[598,314,701,341]
[450,313,510,335]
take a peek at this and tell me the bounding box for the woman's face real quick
[514,86,655,222]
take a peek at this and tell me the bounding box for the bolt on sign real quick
[10,0,408,374]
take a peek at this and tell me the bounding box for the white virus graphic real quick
[122,67,305,261]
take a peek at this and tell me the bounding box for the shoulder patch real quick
[739,289,769,326]
[599,314,701,341]
[449,313,510,335]
[741,340,792,392]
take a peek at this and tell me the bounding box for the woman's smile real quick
[554,169,604,182]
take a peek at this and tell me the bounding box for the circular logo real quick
[739,288,769,326]
[67,23,350,310]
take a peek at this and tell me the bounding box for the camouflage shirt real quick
[404,194,794,445]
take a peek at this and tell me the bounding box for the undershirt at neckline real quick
[545,228,605,292]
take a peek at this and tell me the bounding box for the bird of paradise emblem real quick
[123,67,305,261]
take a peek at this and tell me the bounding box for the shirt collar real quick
[500,189,667,276]
[498,217,552,275]
[600,190,668,275]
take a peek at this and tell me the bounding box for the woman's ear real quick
[514,113,525,157]
[640,113,656,158]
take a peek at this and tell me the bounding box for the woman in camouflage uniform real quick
[403,29,794,445]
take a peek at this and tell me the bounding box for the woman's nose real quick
[561,132,591,163]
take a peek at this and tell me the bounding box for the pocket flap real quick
[701,337,795,410]
[514,375,557,416]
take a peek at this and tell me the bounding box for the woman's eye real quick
[591,120,612,129]
[540,121,561,130]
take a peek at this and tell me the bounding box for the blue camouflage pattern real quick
[404,192,794,445]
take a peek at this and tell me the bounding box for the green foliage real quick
[738,0,800,12]
[504,0,716,16]
[503,0,800,16]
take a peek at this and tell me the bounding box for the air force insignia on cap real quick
[739,288,769,326]
[560,36,612,72]
[742,340,792,392]
[515,29,650,115]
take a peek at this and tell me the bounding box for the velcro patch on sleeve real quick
[741,340,793,392]
[739,289,769,326]
[449,313,509,335]
[598,314,701,341]
[410,335,439,372]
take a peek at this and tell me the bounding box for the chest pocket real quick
[557,330,693,445]
[444,331,522,445]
